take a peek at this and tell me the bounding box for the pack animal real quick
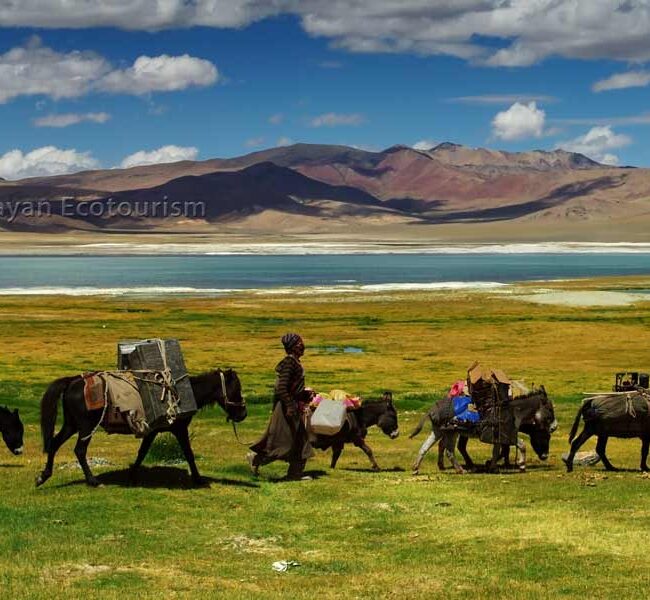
[0,406,24,456]
[36,369,246,487]
[564,393,650,472]
[411,387,556,474]
[311,392,399,471]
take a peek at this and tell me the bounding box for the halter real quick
[218,370,253,446]
[218,370,246,409]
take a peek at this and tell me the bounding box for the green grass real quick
[2,279,650,598]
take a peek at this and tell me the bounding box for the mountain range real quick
[1,142,649,239]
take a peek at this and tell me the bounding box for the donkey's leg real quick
[128,431,158,483]
[412,431,437,474]
[330,441,344,469]
[596,436,618,471]
[172,423,204,484]
[500,445,511,467]
[564,428,593,473]
[444,433,465,474]
[515,438,526,472]
[437,439,445,471]
[457,436,475,470]
[354,438,380,471]
[486,444,501,473]
[36,421,77,487]
[74,434,100,487]
[640,436,650,472]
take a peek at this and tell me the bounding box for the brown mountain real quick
[3,142,650,235]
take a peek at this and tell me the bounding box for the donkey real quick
[311,392,399,471]
[564,395,650,472]
[411,387,556,474]
[36,369,246,487]
[0,406,24,456]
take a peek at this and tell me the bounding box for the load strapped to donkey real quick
[83,338,197,437]
[442,362,518,447]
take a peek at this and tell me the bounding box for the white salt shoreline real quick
[9,241,650,256]
[0,282,647,307]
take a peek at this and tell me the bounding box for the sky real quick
[1,1,650,179]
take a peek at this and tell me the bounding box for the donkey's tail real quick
[41,376,76,452]
[409,412,430,439]
[568,400,588,444]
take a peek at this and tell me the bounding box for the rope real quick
[230,421,256,447]
[80,373,110,442]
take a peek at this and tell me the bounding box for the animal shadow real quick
[343,466,405,473]
[56,466,260,489]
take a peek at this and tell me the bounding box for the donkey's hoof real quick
[86,477,100,487]
[35,473,48,487]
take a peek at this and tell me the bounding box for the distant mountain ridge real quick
[1,142,649,233]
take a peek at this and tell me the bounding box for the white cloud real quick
[120,145,199,168]
[0,0,280,29]
[3,3,650,66]
[592,70,650,92]
[0,37,218,103]
[268,113,284,125]
[555,126,632,166]
[553,113,650,127]
[0,36,110,103]
[33,112,111,128]
[310,112,365,127]
[98,54,218,95]
[412,140,437,151]
[244,137,265,148]
[276,136,293,147]
[492,102,546,141]
[0,146,99,180]
[449,94,558,105]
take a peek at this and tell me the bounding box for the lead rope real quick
[221,371,255,446]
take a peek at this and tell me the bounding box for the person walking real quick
[248,333,314,480]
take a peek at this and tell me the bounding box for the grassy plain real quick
[1,278,650,598]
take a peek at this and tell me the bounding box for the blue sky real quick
[1,2,649,179]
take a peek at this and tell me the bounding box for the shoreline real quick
[0,279,647,306]
[1,240,650,256]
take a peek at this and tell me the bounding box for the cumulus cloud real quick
[268,113,284,125]
[0,37,218,103]
[412,140,437,151]
[98,54,218,94]
[592,70,650,92]
[555,126,632,166]
[0,36,110,103]
[2,3,650,66]
[0,146,99,180]
[120,145,199,168]
[310,112,365,127]
[276,136,293,147]
[492,102,546,141]
[33,112,111,128]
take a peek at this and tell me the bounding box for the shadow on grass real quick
[342,466,406,473]
[266,469,329,483]
[0,464,24,468]
[57,466,260,489]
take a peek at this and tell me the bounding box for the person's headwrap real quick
[282,333,302,352]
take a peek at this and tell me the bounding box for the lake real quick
[0,253,648,295]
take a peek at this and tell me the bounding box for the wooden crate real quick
[117,339,197,431]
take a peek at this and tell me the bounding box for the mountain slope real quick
[3,142,650,234]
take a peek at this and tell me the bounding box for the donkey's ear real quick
[14,409,19,415]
